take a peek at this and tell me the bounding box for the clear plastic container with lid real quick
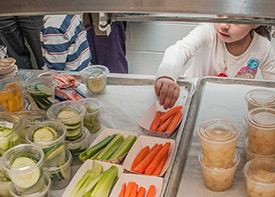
[243,157,275,197]
[197,119,241,168]
[246,108,275,155]
[245,89,275,110]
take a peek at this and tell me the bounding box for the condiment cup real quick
[245,89,275,110]
[197,119,241,168]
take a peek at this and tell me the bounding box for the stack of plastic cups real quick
[197,119,241,192]
[25,121,72,190]
[47,100,88,165]
[1,144,51,196]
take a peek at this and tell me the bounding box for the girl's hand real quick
[154,77,180,109]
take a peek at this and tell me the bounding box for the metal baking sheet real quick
[168,77,275,197]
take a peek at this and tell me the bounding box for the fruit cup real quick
[78,98,102,134]
[26,121,67,167]
[197,119,241,168]
[245,89,275,110]
[246,108,275,155]
[243,157,275,197]
[1,144,45,195]
[0,77,23,112]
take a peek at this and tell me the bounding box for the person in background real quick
[155,16,275,109]
[41,14,91,71]
[0,16,44,69]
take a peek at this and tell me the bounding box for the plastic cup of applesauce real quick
[245,89,275,111]
[243,157,275,197]
[198,151,240,192]
[243,137,275,162]
[197,119,241,168]
[246,108,275,155]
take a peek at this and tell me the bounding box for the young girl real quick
[155,16,275,109]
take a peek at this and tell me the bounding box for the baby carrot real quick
[146,185,156,197]
[125,182,135,197]
[151,153,168,176]
[159,105,182,123]
[137,186,146,197]
[119,182,126,197]
[129,182,138,197]
[133,144,163,174]
[131,146,150,170]
[149,111,163,131]
[156,115,174,132]
[144,142,171,175]
[165,110,182,133]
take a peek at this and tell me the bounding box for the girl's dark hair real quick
[254,26,274,40]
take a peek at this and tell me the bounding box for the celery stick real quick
[109,135,137,160]
[70,170,91,197]
[90,149,103,159]
[90,166,118,197]
[84,173,103,193]
[96,134,124,160]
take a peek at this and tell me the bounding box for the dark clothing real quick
[87,21,128,73]
[0,16,44,69]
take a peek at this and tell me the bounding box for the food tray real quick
[165,77,275,197]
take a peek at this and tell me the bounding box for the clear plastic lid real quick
[245,89,275,108]
[246,108,275,129]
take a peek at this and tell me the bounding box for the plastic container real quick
[246,108,275,155]
[1,144,45,195]
[245,89,275,110]
[24,77,56,110]
[47,100,85,141]
[198,152,240,192]
[197,119,241,168]
[9,173,51,197]
[65,127,89,165]
[81,65,109,95]
[243,137,275,162]
[78,98,102,134]
[0,77,23,112]
[243,158,275,197]
[0,180,11,197]
[43,150,72,190]
[26,121,67,167]
[0,112,22,156]
[0,58,16,75]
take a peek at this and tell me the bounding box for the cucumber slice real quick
[10,157,40,189]
[33,126,58,143]
[45,144,65,161]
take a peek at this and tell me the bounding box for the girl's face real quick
[213,16,259,43]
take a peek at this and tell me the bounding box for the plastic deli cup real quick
[24,77,56,110]
[0,112,22,156]
[243,158,275,197]
[9,173,51,197]
[1,144,45,195]
[245,89,275,111]
[243,137,275,162]
[0,77,23,112]
[246,108,275,155]
[199,152,240,192]
[47,101,85,141]
[26,121,67,167]
[0,180,11,197]
[43,149,72,190]
[197,119,241,168]
[78,98,102,134]
[81,65,109,95]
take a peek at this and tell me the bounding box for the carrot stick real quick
[165,110,182,133]
[144,142,171,175]
[156,115,174,132]
[119,182,126,197]
[159,105,183,123]
[137,186,146,197]
[129,182,138,197]
[125,182,135,197]
[151,153,168,176]
[149,111,163,131]
[131,146,150,170]
[133,144,163,174]
[146,185,156,197]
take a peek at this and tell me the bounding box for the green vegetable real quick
[84,107,101,134]
[109,135,137,160]
[96,134,124,160]
[70,170,91,197]
[78,134,116,161]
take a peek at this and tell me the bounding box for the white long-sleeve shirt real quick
[156,23,275,80]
